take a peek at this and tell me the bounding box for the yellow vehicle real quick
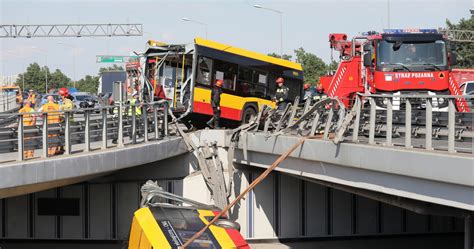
[129,181,249,249]
[141,38,304,125]
[0,85,20,94]
[129,205,249,249]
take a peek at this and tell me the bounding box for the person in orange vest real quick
[16,91,23,105]
[19,100,36,159]
[27,90,37,109]
[41,95,61,156]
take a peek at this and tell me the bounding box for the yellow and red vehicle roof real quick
[194,37,302,71]
[129,206,249,249]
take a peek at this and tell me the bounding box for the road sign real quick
[96,55,138,63]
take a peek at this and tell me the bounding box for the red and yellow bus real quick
[141,38,303,125]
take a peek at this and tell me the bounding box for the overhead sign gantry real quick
[0,23,143,38]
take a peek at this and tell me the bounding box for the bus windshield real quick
[377,40,447,71]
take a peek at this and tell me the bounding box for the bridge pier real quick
[465,216,474,249]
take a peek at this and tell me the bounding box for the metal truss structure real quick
[0,24,143,38]
[439,29,474,43]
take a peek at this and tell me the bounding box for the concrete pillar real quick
[465,217,473,249]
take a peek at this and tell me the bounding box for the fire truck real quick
[320,29,469,112]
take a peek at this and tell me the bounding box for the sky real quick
[0,0,472,81]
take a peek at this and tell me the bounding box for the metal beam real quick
[0,24,143,38]
[440,29,474,43]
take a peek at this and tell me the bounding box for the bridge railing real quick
[352,94,473,154]
[250,94,473,154]
[0,100,170,163]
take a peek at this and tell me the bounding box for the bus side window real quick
[214,60,237,91]
[197,56,213,86]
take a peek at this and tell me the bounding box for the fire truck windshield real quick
[377,40,447,71]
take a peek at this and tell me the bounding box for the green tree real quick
[294,47,327,84]
[48,69,71,90]
[267,53,293,61]
[75,75,100,94]
[327,60,339,72]
[99,64,124,73]
[16,63,71,93]
[16,63,48,93]
[446,15,474,68]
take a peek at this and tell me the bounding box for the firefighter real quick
[128,93,142,117]
[58,88,74,154]
[16,91,23,105]
[303,83,315,102]
[207,79,223,128]
[313,83,327,102]
[19,100,36,159]
[27,90,37,109]
[405,44,420,63]
[274,77,289,110]
[58,88,74,111]
[127,93,143,139]
[41,95,61,156]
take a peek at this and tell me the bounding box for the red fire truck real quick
[452,68,474,85]
[320,29,469,112]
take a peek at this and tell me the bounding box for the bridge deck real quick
[235,132,474,211]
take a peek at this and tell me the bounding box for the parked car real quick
[71,92,99,109]
[461,81,474,95]
[460,81,474,108]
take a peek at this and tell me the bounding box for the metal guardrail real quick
[250,94,473,154]
[0,100,170,163]
[0,93,18,113]
[351,94,473,154]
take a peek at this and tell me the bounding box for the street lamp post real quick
[31,47,49,93]
[57,42,77,88]
[182,17,208,39]
[253,4,283,59]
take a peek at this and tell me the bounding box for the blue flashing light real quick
[383,29,438,34]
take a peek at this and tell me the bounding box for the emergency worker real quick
[207,79,223,128]
[16,91,23,105]
[19,100,36,158]
[303,83,315,102]
[128,93,142,117]
[41,95,61,156]
[405,44,420,63]
[58,88,74,154]
[313,83,327,102]
[58,88,74,111]
[274,77,289,110]
[27,90,37,109]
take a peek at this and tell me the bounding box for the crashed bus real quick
[139,38,303,126]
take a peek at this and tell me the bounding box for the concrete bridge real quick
[0,95,472,248]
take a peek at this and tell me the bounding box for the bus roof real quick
[195,38,303,71]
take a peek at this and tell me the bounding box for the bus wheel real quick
[241,107,256,124]
[214,219,241,231]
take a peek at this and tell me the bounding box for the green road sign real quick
[96,55,139,63]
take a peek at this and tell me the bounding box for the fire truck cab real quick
[321,29,468,112]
